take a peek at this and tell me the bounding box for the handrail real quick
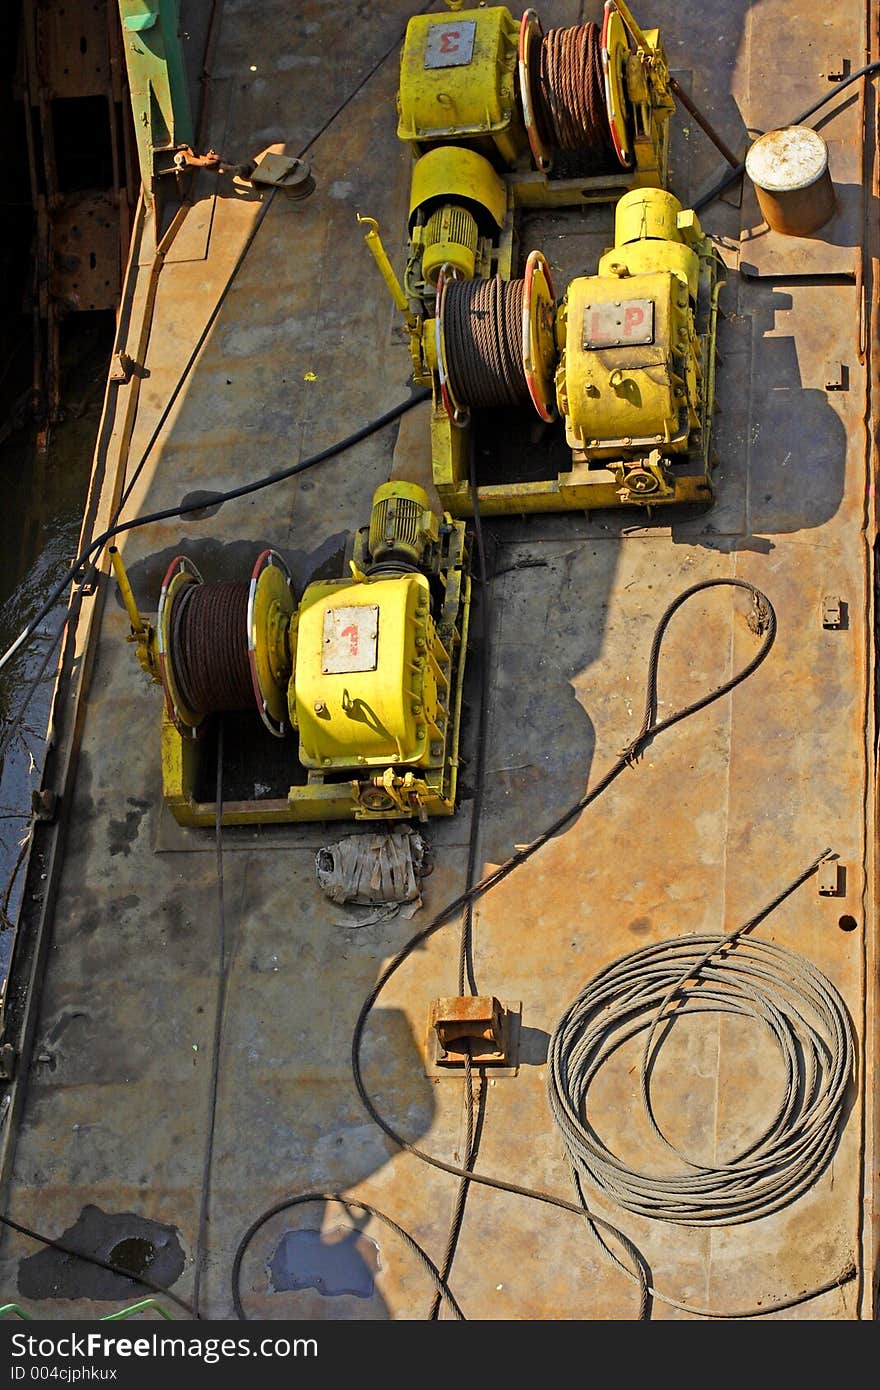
[0,1298,175,1320]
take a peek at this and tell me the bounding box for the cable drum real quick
[441,275,531,411]
[540,24,615,158]
[171,580,254,716]
[521,19,620,169]
[547,931,855,1227]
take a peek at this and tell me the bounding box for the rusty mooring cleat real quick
[427,995,516,1067]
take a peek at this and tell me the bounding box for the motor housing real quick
[555,188,710,470]
[397,5,525,165]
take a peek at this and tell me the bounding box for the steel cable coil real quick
[534,23,616,160]
[172,579,253,715]
[548,930,855,1226]
[442,275,530,410]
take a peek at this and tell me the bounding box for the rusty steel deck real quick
[0,0,877,1321]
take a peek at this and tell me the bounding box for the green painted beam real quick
[118,0,194,199]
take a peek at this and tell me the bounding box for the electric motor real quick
[367,481,439,570]
[397,5,525,166]
[407,146,508,294]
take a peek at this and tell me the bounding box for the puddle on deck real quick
[268,1227,381,1299]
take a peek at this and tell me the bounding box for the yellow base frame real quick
[507,126,669,211]
[160,525,471,827]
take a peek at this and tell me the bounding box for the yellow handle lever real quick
[357,214,410,315]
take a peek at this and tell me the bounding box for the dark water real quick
[269,1226,380,1299]
[0,313,113,980]
[17,1203,185,1301]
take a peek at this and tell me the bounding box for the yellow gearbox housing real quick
[292,573,448,771]
[397,5,526,165]
[555,188,708,462]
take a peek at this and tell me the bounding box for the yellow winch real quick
[358,3,723,517]
[111,483,471,826]
[396,1,674,200]
[361,186,724,514]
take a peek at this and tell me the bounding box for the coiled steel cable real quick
[443,276,530,410]
[171,580,253,716]
[548,902,855,1227]
[534,23,616,160]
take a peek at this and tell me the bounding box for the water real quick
[269,1226,380,1300]
[0,313,113,981]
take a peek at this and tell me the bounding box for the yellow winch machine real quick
[361,1,725,515]
[111,484,471,827]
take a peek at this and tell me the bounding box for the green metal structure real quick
[117,1,193,199]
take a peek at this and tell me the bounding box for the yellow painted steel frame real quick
[159,521,471,826]
[432,244,723,517]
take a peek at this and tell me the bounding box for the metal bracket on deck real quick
[825,363,849,392]
[825,56,852,81]
[236,151,316,200]
[818,858,844,896]
[0,1045,17,1083]
[426,995,521,1075]
[821,594,845,629]
[31,789,58,824]
[109,351,135,384]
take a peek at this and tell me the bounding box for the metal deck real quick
[0,0,877,1320]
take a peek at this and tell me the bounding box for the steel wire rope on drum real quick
[172,580,253,717]
[547,919,856,1227]
[443,276,530,411]
[535,23,616,161]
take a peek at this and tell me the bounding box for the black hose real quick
[0,389,430,679]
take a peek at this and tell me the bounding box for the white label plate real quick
[424,20,476,68]
[322,605,379,674]
[582,298,655,349]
